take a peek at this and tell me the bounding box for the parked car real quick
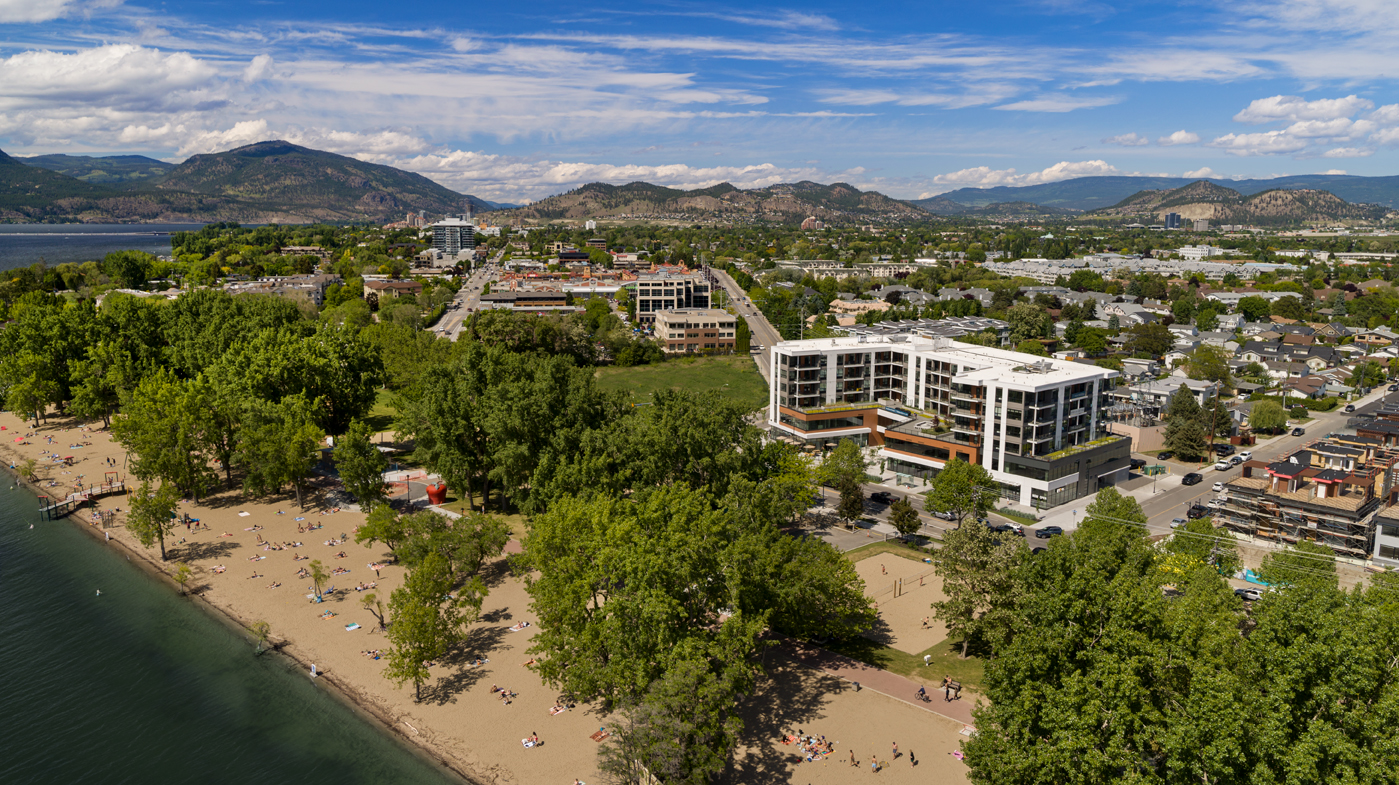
[1182,473,1203,486]
[1129,458,1146,469]
[1390,385,1398,392]
[1229,455,1244,466]
[1034,525,1064,539]
[1345,404,1356,413]
[932,510,955,521]
[1170,517,1187,529]
[870,491,894,504]
[1186,504,1210,519]
[986,522,1016,534]
[1206,498,1224,509]
[1158,451,1174,461]
[1292,427,1305,437]
[1212,482,1225,492]
[1234,587,1263,602]
[1238,451,1253,462]
[1214,461,1230,471]
[1214,444,1235,456]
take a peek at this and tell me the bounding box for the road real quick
[708,267,780,382]
[435,250,504,341]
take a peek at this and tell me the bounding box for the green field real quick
[594,355,768,411]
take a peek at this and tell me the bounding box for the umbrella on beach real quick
[14,437,23,442]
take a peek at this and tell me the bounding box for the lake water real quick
[0,224,203,270]
[0,487,465,785]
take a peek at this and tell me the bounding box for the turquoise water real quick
[0,489,466,785]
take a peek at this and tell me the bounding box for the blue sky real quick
[1,0,1397,202]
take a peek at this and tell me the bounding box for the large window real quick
[1381,523,1399,539]
[1381,545,1399,560]
[779,413,865,432]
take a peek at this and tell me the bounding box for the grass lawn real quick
[436,487,529,538]
[845,540,933,563]
[824,635,986,693]
[365,388,398,433]
[594,355,768,411]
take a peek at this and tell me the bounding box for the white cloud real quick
[930,160,1123,189]
[994,94,1119,113]
[1103,132,1149,146]
[1157,130,1200,146]
[1233,94,1373,124]
[1208,130,1310,156]
[0,44,219,109]
[1319,169,1347,175]
[242,54,273,83]
[1183,167,1219,179]
[0,0,94,23]
[1321,147,1372,158]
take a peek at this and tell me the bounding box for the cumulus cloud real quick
[1103,132,1149,146]
[1233,94,1373,124]
[1157,130,1200,146]
[0,0,94,23]
[0,45,219,110]
[930,160,1123,189]
[1183,167,1219,179]
[242,54,273,83]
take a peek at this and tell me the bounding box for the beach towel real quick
[238,511,251,517]
[590,730,610,742]
[295,516,306,521]
[345,623,361,631]
[521,739,535,748]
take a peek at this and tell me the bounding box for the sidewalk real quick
[779,638,978,728]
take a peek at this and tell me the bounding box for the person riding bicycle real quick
[916,686,927,701]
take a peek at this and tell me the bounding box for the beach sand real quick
[855,553,948,654]
[2,411,973,785]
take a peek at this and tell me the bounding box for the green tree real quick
[238,395,325,508]
[69,342,142,428]
[111,368,217,501]
[1258,540,1336,589]
[924,459,995,527]
[888,496,921,538]
[1123,322,1176,357]
[360,592,387,630]
[1271,295,1305,320]
[835,476,865,526]
[356,508,509,579]
[1186,344,1233,385]
[172,562,193,595]
[1006,302,1051,342]
[102,250,156,289]
[818,438,867,493]
[384,552,483,701]
[929,519,1023,657]
[1249,399,1287,434]
[1074,327,1108,356]
[1163,516,1241,577]
[334,419,388,509]
[1015,338,1048,356]
[1162,384,1209,461]
[248,620,272,654]
[308,559,330,599]
[1237,295,1272,322]
[127,481,181,561]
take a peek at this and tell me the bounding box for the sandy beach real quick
[4,410,973,785]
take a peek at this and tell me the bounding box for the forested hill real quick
[498,180,927,224]
[932,173,1399,211]
[0,141,494,223]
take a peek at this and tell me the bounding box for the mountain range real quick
[926,174,1399,212]
[496,180,926,222]
[0,141,489,223]
[1087,180,1391,226]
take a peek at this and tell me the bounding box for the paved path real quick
[779,639,978,728]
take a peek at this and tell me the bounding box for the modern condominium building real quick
[628,272,711,324]
[431,217,476,257]
[768,335,1129,510]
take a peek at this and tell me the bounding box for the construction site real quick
[1218,434,1397,561]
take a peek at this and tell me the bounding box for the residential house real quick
[1356,327,1399,347]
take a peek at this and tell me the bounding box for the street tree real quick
[924,459,995,528]
[127,481,181,561]
[836,476,865,526]
[819,438,868,491]
[888,496,921,538]
[1249,399,1288,435]
[334,419,388,510]
[1163,384,1209,461]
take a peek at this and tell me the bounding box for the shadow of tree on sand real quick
[424,624,512,706]
[174,539,241,561]
[718,651,845,784]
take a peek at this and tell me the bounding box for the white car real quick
[1206,499,1223,509]
[1214,461,1230,471]
[1238,451,1253,462]
[1212,482,1225,492]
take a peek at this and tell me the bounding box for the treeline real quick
[936,488,1399,784]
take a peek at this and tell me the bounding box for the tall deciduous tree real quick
[112,368,218,501]
[334,419,388,510]
[239,395,325,508]
[929,519,1023,657]
[924,459,995,528]
[127,481,181,561]
[384,552,484,701]
[888,496,921,538]
[1249,399,1288,435]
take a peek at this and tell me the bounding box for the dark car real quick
[1158,451,1174,461]
[1292,427,1305,437]
[1229,455,1244,466]
[1390,385,1398,392]
[870,491,894,505]
[1129,458,1146,469]
[1034,525,1064,539]
[1181,473,1203,486]
[1186,504,1210,519]
[1345,404,1356,413]
[986,522,1016,534]
[1214,444,1235,456]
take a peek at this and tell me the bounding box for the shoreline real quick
[0,424,490,785]
[2,411,974,785]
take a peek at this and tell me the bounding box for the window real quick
[1381,544,1399,560]
[1381,523,1399,539]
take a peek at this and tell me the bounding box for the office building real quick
[629,272,711,324]
[768,335,1128,510]
[1164,213,1182,230]
[654,309,738,354]
[431,216,476,257]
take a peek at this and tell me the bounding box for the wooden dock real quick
[38,481,126,521]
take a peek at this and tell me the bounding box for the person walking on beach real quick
[850,750,857,767]
[871,755,879,772]
[891,741,898,760]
